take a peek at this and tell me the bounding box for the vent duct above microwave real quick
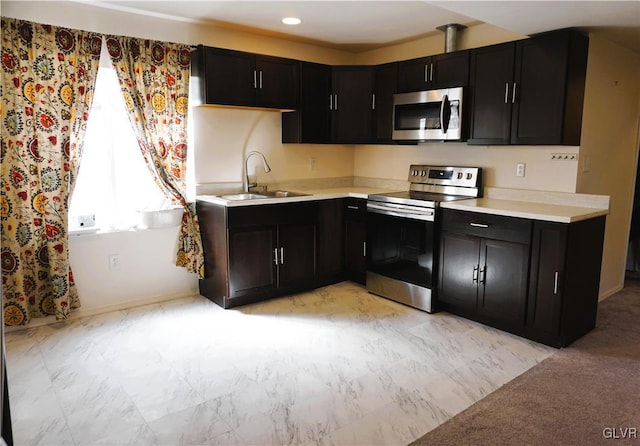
[436,23,466,53]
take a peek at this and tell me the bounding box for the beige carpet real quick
[411,281,640,446]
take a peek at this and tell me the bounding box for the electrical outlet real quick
[516,163,526,177]
[77,214,96,228]
[108,254,120,271]
[309,157,318,171]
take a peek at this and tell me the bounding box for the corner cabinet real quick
[527,217,606,347]
[468,29,588,145]
[283,63,397,144]
[191,45,299,110]
[197,201,316,309]
[438,210,532,332]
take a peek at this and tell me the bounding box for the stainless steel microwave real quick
[392,86,464,142]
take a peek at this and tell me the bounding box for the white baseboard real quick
[5,290,201,333]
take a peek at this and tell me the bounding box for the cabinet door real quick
[317,199,345,283]
[397,56,432,93]
[345,199,367,284]
[203,47,255,107]
[278,222,316,288]
[332,66,374,143]
[528,222,566,338]
[228,226,277,296]
[438,232,480,312]
[510,32,578,144]
[255,55,298,109]
[468,42,515,145]
[282,62,332,143]
[432,51,470,88]
[478,238,529,328]
[373,62,398,142]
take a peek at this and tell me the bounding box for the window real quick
[69,44,168,232]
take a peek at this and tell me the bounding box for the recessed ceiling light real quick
[282,17,302,25]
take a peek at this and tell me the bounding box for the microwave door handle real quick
[440,94,449,133]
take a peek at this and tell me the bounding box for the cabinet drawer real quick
[344,198,367,219]
[441,209,532,244]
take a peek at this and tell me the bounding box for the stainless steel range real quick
[366,165,482,312]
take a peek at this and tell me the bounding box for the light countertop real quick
[440,198,609,223]
[196,186,396,207]
[197,186,610,223]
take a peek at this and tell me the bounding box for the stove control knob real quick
[466,173,473,180]
[421,170,427,177]
[457,172,463,179]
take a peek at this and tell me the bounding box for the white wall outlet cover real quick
[516,163,526,177]
[77,214,96,228]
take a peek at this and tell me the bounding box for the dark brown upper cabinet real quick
[283,64,377,144]
[373,62,398,142]
[468,30,588,145]
[397,50,469,93]
[191,45,299,110]
[331,66,375,143]
[282,62,333,143]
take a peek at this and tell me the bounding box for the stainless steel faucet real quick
[243,151,272,192]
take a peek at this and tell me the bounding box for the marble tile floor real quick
[5,282,554,446]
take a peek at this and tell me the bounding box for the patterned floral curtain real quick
[1,18,102,325]
[105,36,204,278]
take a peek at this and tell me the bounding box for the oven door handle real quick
[367,203,435,221]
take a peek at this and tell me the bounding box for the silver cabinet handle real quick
[372,94,376,110]
[469,222,489,228]
[553,271,559,294]
[512,82,517,103]
[363,241,366,258]
[479,266,486,284]
[273,248,279,265]
[259,71,263,89]
[424,64,429,82]
[280,247,284,265]
[329,94,333,110]
[504,82,509,104]
[430,63,434,82]
[473,265,479,283]
[347,205,360,210]
[334,94,338,110]
[254,70,257,89]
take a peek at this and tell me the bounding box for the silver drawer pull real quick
[469,222,489,228]
[347,205,360,210]
[273,248,279,265]
[280,247,285,265]
[553,271,559,294]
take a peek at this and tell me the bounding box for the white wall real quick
[192,107,354,186]
[354,144,579,192]
[69,227,197,316]
[576,35,640,298]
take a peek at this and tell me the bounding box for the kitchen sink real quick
[261,190,309,198]
[217,191,310,201]
[218,193,268,200]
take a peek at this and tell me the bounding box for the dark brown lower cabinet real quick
[197,200,317,309]
[527,217,606,347]
[317,199,346,286]
[439,208,607,347]
[344,198,367,284]
[438,221,530,334]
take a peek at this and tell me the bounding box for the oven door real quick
[366,201,437,312]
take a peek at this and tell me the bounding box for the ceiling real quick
[81,1,640,53]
